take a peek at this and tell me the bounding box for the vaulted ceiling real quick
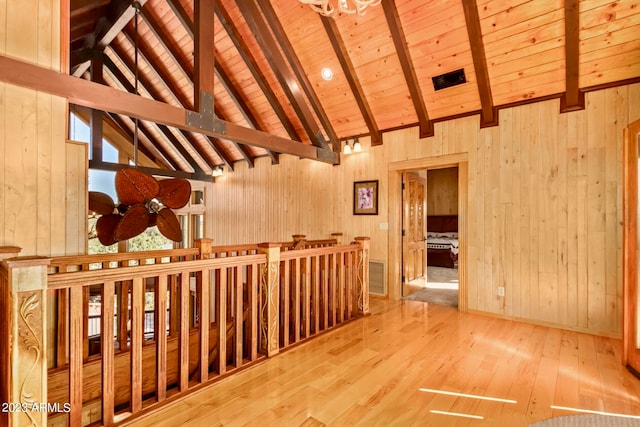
[69,0,640,179]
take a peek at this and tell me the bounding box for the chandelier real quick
[299,0,382,17]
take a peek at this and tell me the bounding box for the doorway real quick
[622,118,640,377]
[388,153,468,311]
[402,168,460,307]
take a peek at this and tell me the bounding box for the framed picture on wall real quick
[353,180,379,215]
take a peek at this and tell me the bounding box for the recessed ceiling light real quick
[321,67,333,81]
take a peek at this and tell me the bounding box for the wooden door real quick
[623,118,640,376]
[403,173,426,284]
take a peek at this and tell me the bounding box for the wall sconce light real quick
[342,137,362,155]
[212,166,224,177]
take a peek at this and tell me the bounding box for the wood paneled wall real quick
[208,84,640,337]
[0,0,84,257]
[427,168,458,216]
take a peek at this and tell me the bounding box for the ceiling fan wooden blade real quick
[148,212,157,227]
[96,214,120,246]
[156,208,182,242]
[89,191,116,215]
[157,178,191,209]
[115,167,160,206]
[114,204,150,241]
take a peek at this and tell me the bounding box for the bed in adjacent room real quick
[426,215,458,268]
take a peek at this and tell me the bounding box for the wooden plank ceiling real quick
[69,0,640,177]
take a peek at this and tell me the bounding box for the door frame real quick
[623,118,640,373]
[388,153,469,311]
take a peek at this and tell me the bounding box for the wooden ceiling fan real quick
[87,7,192,246]
[89,168,191,246]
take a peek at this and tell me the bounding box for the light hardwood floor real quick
[123,298,640,427]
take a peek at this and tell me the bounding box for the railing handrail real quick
[48,247,202,273]
[47,253,268,289]
[279,242,361,260]
[48,236,339,273]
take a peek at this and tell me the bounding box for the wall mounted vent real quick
[369,260,386,296]
[432,68,466,91]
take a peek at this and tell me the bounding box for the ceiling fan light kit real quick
[299,0,381,17]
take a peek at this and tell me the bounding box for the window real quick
[71,110,207,253]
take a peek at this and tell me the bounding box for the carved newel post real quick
[195,238,213,259]
[331,233,343,245]
[257,243,280,357]
[354,237,370,315]
[0,251,51,427]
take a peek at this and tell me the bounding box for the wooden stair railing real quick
[0,234,369,427]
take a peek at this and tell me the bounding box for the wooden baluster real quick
[217,267,227,374]
[250,263,258,360]
[179,273,190,392]
[117,282,129,351]
[304,256,311,338]
[102,281,115,426]
[199,270,210,382]
[70,285,84,427]
[235,266,243,368]
[338,251,345,323]
[130,277,143,413]
[56,288,68,367]
[83,286,90,361]
[294,258,301,343]
[322,254,329,330]
[330,253,337,327]
[313,255,320,335]
[346,251,354,320]
[169,275,179,337]
[281,260,290,347]
[156,275,168,401]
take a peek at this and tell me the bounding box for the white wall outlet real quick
[497,286,505,297]
[379,222,389,230]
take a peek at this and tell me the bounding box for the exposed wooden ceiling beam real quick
[561,0,584,112]
[136,11,248,169]
[104,54,208,174]
[216,64,283,166]
[103,56,178,168]
[462,0,498,128]
[154,125,210,178]
[88,159,206,181]
[381,0,433,139]
[320,16,381,145]
[143,6,274,167]
[119,26,193,109]
[257,1,339,151]
[161,1,279,166]
[165,0,193,41]
[104,112,177,170]
[0,54,333,162]
[118,26,241,171]
[214,2,302,144]
[139,8,192,83]
[107,42,211,171]
[237,0,328,148]
[70,0,110,18]
[193,0,215,113]
[72,0,148,77]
